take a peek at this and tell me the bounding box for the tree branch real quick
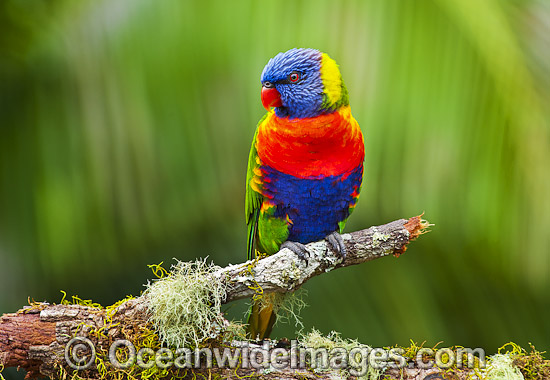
[1,216,436,380]
[214,215,427,303]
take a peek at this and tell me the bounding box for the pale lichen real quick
[255,290,307,331]
[279,260,302,286]
[299,329,380,380]
[371,229,390,248]
[482,354,525,380]
[143,258,227,348]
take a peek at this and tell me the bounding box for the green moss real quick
[239,257,264,302]
[46,290,173,380]
[46,260,240,380]
[492,343,550,380]
[385,341,549,380]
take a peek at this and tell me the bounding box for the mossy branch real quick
[0,216,433,380]
[214,215,429,303]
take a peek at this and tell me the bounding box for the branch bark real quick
[214,215,427,303]
[0,216,441,380]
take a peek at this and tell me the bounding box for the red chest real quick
[255,106,364,178]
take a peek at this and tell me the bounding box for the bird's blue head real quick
[260,48,349,119]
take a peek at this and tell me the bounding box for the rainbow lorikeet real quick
[245,48,365,339]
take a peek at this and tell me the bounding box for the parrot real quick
[245,48,365,339]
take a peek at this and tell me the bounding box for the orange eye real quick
[288,72,300,82]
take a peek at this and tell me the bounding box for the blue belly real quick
[261,164,363,243]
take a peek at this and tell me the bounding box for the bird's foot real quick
[281,241,310,262]
[325,231,347,259]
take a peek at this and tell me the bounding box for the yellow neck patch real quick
[320,53,342,106]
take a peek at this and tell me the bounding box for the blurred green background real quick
[1,0,549,376]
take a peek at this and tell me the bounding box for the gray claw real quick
[281,241,310,262]
[325,231,347,258]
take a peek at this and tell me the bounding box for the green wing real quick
[245,116,266,260]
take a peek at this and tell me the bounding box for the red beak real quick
[261,86,283,110]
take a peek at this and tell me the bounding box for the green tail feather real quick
[247,299,276,340]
